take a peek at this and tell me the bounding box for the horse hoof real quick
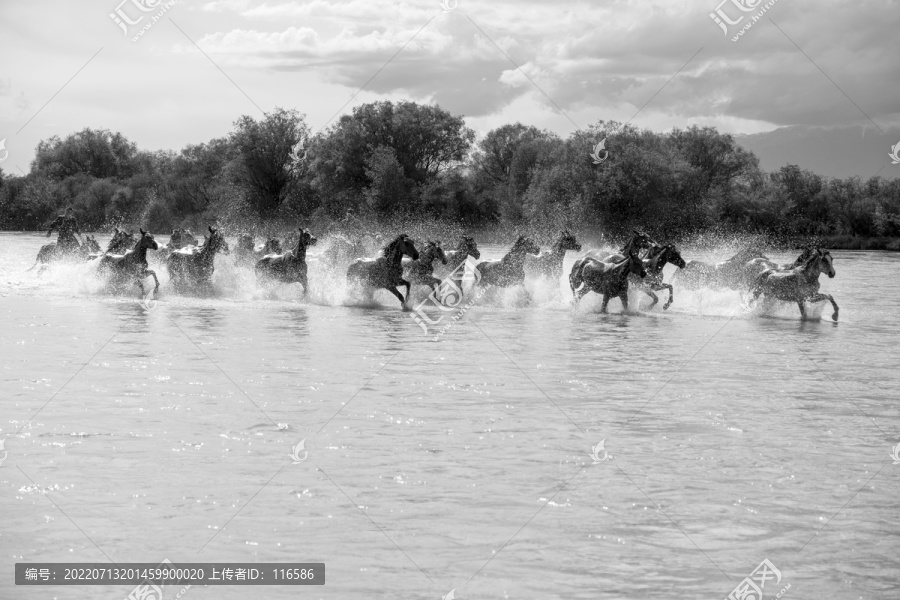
[832,312,839,321]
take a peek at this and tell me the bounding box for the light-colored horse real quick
[475,235,541,288]
[166,226,231,291]
[256,228,318,294]
[524,230,582,281]
[746,247,838,321]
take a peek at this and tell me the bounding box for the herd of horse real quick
[28,226,840,321]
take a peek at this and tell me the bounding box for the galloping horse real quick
[569,248,647,312]
[604,243,687,310]
[97,229,160,295]
[475,235,541,288]
[674,245,769,290]
[747,247,839,321]
[29,236,101,271]
[437,235,480,278]
[256,229,318,294]
[166,226,231,291]
[346,234,419,309]
[524,230,582,280]
[403,241,447,294]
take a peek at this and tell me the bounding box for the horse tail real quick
[569,258,587,294]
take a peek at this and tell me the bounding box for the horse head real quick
[557,230,582,252]
[458,235,480,260]
[665,244,686,269]
[138,228,159,251]
[817,248,835,278]
[207,226,230,255]
[425,241,447,265]
[298,228,318,250]
[85,235,101,253]
[384,234,419,261]
[515,235,541,256]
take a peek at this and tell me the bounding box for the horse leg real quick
[644,287,658,310]
[797,301,807,320]
[299,272,309,296]
[400,279,412,303]
[148,269,160,292]
[661,284,674,309]
[387,287,407,309]
[809,293,839,321]
[619,291,630,312]
[600,294,610,314]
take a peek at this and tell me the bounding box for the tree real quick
[31,128,138,180]
[308,100,474,217]
[230,107,310,216]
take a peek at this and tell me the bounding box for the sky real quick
[0,0,897,174]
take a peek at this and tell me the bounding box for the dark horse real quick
[256,229,318,294]
[346,234,419,309]
[524,230,582,280]
[97,229,160,295]
[604,243,687,310]
[166,226,231,291]
[404,240,447,294]
[569,248,647,313]
[475,235,541,288]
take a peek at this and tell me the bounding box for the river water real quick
[1,232,898,600]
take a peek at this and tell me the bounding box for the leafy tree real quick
[230,107,309,216]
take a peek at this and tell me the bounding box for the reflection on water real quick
[1,233,899,600]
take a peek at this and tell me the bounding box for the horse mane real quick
[801,247,822,270]
[382,234,408,258]
[553,231,570,251]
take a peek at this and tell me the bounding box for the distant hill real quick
[734,125,900,179]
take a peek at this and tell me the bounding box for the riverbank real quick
[821,236,900,251]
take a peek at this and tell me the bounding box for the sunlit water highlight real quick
[1,232,898,600]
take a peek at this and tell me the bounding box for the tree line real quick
[1,101,898,243]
